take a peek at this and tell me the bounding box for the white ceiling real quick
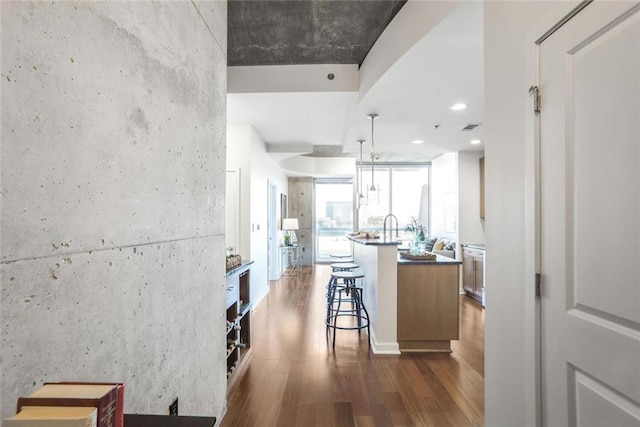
[227,1,484,167]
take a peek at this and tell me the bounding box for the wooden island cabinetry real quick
[462,245,484,302]
[397,258,460,352]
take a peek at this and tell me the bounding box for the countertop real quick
[463,244,485,250]
[397,253,462,265]
[225,260,254,277]
[346,234,401,246]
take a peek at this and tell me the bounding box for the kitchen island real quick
[348,235,462,354]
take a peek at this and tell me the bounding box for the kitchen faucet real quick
[383,213,399,240]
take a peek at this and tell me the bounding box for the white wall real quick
[430,152,458,243]
[227,124,288,308]
[359,1,460,98]
[1,1,228,419]
[227,124,252,261]
[458,151,485,245]
[225,170,241,254]
[484,2,578,425]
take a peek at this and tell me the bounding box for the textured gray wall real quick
[288,178,313,265]
[1,1,228,419]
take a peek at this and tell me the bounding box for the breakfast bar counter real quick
[348,235,461,354]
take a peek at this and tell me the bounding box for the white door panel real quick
[574,369,640,427]
[570,7,640,324]
[539,2,640,425]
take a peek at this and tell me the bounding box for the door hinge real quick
[529,85,541,113]
[535,273,541,297]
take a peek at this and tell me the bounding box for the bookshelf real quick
[225,261,253,389]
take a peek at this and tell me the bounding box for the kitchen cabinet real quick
[479,156,485,218]
[462,245,484,302]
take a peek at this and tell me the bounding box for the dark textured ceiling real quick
[228,0,407,67]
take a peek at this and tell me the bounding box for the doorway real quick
[314,179,354,262]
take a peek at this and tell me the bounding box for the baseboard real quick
[370,331,401,355]
[251,287,270,311]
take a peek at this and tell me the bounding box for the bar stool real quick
[330,258,355,264]
[325,269,357,327]
[325,270,370,349]
[330,253,354,264]
[330,253,352,259]
[330,262,359,272]
[326,263,359,320]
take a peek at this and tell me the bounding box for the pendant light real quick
[367,113,379,200]
[357,139,366,208]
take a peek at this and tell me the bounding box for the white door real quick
[226,170,240,254]
[268,182,278,280]
[539,2,640,425]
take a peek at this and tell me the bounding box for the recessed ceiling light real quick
[450,103,468,111]
[411,139,424,145]
[470,139,482,145]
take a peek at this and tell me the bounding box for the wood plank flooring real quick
[221,265,485,427]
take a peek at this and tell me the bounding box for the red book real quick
[57,382,124,427]
[17,383,117,427]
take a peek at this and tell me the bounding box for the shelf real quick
[124,414,216,427]
[239,302,251,317]
[226,346,236,358]
[226,319,236,335]
[225,263,252,391]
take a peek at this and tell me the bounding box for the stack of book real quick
[4,382,124,427]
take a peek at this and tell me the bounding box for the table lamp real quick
[282,218,299,246]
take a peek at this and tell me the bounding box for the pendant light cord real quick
[358,140,364,196]
[368,114,378,191]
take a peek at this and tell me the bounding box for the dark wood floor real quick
[221,265,485,427]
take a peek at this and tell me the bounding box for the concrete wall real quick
[288,178,313,266]
[484,1,578,425]
[1,1,228,419]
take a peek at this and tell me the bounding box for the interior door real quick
[268,182,278,280]
[539,2,640,425]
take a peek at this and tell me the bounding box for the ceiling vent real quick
[461,123,482,131]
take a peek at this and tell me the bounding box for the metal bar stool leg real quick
[332,287,345,349]
[358,287,371,346]
[325,270,368,350]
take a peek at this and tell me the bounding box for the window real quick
[358,168,390,230]
[314,179,354,262]
[357,165,429,235]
